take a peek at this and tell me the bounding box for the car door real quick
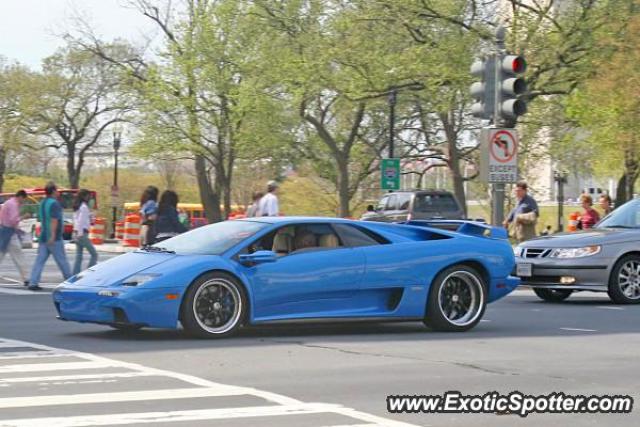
[389,193,411,222]
[379,194,398,222]
[240,223,366,321]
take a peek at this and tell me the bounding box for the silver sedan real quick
[515,198,640,304]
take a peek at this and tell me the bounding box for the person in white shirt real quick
[72,189,98,275]
[258,181,280,217]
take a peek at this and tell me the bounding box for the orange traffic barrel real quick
[115,221,125,240]
[123,214,141,247]
[89,217,106,245]
[567,212,579,232]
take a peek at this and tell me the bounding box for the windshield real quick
[153,220,268,255]
[597,199,640,229]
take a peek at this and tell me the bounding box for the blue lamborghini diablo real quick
[53,217,518,337]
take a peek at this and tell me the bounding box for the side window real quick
[292,223,342,253]
[376,195,389,211]
[333,224,388,247]
[398,194,411,210]
[385,195,398,211]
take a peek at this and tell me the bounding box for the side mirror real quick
[366,204,375,212]
[239,250,278,265]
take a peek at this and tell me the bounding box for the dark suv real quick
[361,190,465,222]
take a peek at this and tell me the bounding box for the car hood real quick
[520,228,639,248]
[69,251,176,287]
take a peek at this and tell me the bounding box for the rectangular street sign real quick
[380,158,401,190]
[479,128,518,183]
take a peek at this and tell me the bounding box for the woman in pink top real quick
[579,194,600,230]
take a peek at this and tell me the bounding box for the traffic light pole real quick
[491,28,507,227]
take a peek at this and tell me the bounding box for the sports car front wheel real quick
[181,272,246,338]
[424,265,487,332]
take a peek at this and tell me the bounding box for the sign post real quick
[380,158,401,191]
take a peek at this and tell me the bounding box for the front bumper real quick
[53,285,184,329]
[515,258,611,292]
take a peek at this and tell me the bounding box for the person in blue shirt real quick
[139,186,159,246]
[27,182,71,291]
[503,181,539,242]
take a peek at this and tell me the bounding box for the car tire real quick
[423,265,487,332]
[608,255,640,304]
[533,288,573,302]
[181,272,247,338]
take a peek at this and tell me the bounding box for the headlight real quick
[549,246,601,258]
[513,246,523,257]
[122,274,162,287]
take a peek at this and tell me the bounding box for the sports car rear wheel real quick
[181,272,246,338]
[424,265,487,332]
[533,288,573,302]
[608,255,640,304]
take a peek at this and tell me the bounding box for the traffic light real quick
[497,54,527,124]
[469,57,495,120]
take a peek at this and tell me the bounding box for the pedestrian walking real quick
[503,181,539,243]
[258,181,279,217]
[139,186,159,246]
[0,190,29,285]
[579,194,600,230]
[151,190,188,244]
[599,193,613,216]
[27,182,71,290]
[72,189,98,275]
[246,191,264,217]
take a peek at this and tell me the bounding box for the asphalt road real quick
[0,249,638,426]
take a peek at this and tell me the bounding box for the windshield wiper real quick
[140,246,176,254]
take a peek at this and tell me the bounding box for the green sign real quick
[380,158,400,190]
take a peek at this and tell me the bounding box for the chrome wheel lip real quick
[193,278,242,335]
[618,261,640,300]
[437,271,484,326]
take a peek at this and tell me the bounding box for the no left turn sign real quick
[489,130,517,163]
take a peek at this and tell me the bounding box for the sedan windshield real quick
[597,199,640,229]
[152,220,268,255]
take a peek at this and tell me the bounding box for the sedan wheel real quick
[181,273,246,338]
[424,265,487,332]
[609,255,640,304]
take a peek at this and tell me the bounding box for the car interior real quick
[248,224,343,256]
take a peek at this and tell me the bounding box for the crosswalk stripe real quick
[0,404,344,427]
[0,288,50,296]
[0,361,117,374]
[0,352,68,360]
[0,387,248,409]
[0,371,156,384]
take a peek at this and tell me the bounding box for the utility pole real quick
[555,170,568,232]
[492,27,507,226]
[388,89,397,159]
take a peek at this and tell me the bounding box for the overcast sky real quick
[0,0,154,68]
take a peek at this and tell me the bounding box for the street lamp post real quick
[388,89,397,159]
[111,129,121,239]
[554,170,568,232]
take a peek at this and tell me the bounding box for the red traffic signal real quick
[502,55,527,74]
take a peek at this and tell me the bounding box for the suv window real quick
[385,195,398,211]
[376,195,389,211]
[413,193,459,212]
[397,193,411,210]
[333,224,388,247]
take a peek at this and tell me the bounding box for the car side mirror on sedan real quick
[366,204,375,212]
[239,250,278,265]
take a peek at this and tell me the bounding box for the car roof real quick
[237,216,357,225]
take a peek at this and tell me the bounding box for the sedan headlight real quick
[122,274,162,287]
[513,245,523,257]
[549,246,601,258]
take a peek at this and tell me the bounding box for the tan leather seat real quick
[272,233,292,255]
[319,233,340,248]
[294,230,317,251]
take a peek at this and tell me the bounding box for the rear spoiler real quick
[403,220,509,240]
